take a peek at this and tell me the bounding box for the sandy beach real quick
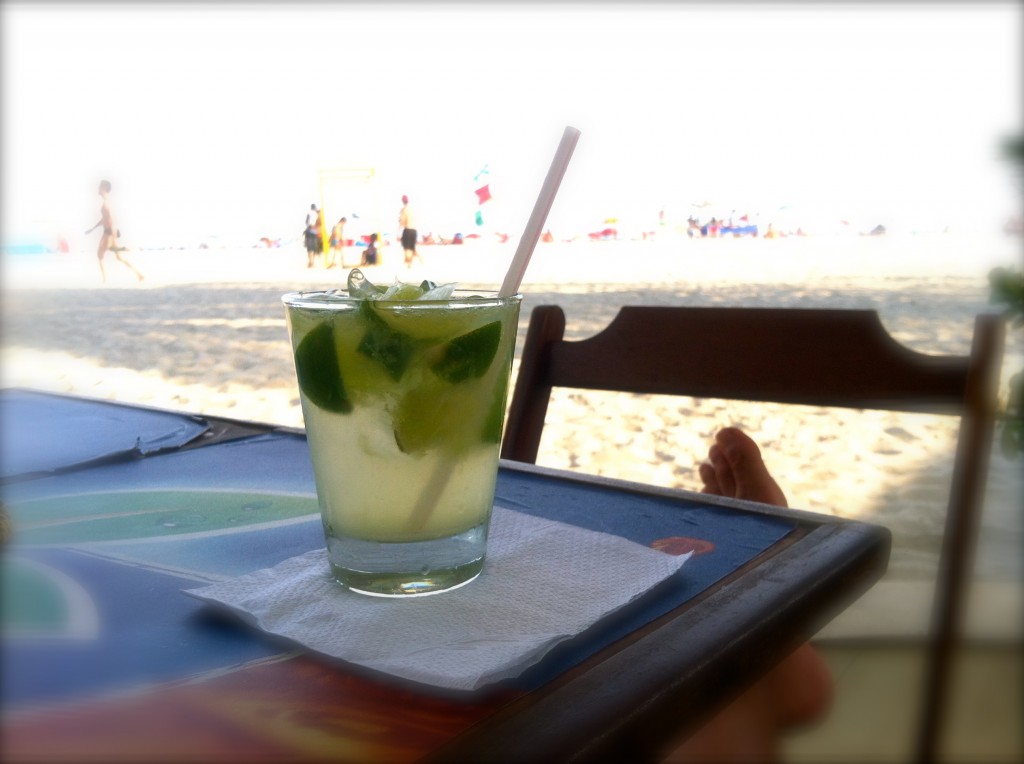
[3,232,1022,606]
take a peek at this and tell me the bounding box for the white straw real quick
[498,126,581,297]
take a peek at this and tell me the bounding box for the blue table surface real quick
[1,393,795,708]
[1,389,209,480]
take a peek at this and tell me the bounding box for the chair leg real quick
[914,315,1003,763]
[501,306,566,464]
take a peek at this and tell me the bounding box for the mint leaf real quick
[294,323,352,414]
[431,321,502,383]
[357,302,420,381]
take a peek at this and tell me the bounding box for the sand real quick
[3,232,1022,598]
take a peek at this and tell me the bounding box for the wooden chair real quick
[501,305,1004,763]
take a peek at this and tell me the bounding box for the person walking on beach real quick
[328,217,347,269]
[85,179,144,284]
[398,195,421,268]
[303,203,322,269]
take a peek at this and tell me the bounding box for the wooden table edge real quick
[428,462,891,762]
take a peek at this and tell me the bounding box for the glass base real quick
[325,523,486,597]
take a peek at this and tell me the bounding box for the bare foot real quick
[698,427,787,507]
[664,428,833,762]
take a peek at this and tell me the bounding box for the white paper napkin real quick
[186,506,691,691]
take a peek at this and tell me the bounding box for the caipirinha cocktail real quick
[283,270,521,596]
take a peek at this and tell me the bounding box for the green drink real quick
[283,271,522,596]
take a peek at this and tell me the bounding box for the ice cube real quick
[420,283,457,301]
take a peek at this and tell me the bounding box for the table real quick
[1,390,890,762]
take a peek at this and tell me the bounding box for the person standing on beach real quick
[85,179,144,284]
[328,217,346,269]
[303,204,323,269]
[398,195,421,268]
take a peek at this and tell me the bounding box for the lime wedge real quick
[481,371,510,444]
[382,282,425,301]
[392,332,510,454]
[393,369,508,454]
[431,321,502,383]
[332,320,392,403]
[365,303,483,341]
[294,322,352,414]
[392,377,467,455]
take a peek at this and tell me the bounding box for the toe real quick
[717,428,787,507]
[707,442,737,498]
[698,461,720,494]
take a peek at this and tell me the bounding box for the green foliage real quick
[989,266,1024,458]
[991,132,1024,458]
[989,267,1024,325]
[1001,134,1024,166]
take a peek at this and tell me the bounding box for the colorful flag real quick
[472,164,491,228]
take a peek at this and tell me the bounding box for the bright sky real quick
[2,2,1021,247]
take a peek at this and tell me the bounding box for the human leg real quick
[96,235,111,283]
[305,233,316,268]
[402,228,419,267]
[110,236,144,282]
[664,428,833,763]
[113,252,144,282]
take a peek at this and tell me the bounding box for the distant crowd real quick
[300,195,425,271]
[277,196,918,272]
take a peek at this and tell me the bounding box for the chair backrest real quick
[500,304,1004,763]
